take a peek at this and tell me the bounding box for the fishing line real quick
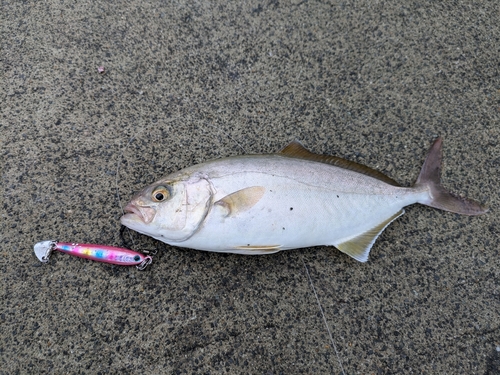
[115,136,139,248]
[202,121,346,371]
[200,120,248,153]
[302,256,346,375]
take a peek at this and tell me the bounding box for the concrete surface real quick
[2,1,499,374]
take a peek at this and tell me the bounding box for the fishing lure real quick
[34,240,152,270]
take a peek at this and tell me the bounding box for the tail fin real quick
[415,137,488,215]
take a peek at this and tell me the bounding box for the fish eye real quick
[152,185,171,202]
[134,255,141,262]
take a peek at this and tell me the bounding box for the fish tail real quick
[415,137,488,215]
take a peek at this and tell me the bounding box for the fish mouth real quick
[123,203,144,221]
[122,203,156,224]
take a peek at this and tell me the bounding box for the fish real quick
[120,138,487,262]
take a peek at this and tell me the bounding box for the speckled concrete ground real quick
[2,1,499,374]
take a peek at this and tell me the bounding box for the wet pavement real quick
[2,1,499,373]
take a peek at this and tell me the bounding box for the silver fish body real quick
[120,138,487,262]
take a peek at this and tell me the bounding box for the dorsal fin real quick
[279,141,400,187]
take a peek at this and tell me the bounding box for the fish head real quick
[120,173,213,242]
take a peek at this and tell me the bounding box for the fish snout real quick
[123,202,156,224]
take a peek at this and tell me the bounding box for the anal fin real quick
[336,209,404,262]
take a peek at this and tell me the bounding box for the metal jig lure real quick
[34,240,152,270]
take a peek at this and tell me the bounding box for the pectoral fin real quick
[214,186,266,217]
[336,209,404,262]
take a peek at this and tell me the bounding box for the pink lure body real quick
[55,242,150,266]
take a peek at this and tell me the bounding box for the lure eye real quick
[152,185,171,202]
[134,255,141,262]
